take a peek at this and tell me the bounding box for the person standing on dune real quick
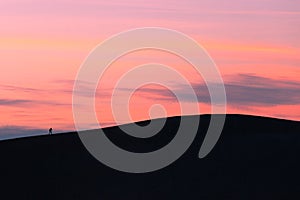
[49,128,53,135]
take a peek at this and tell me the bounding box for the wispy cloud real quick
[0,98,71,107]
[0,82,74,107]
[224,74,300,106]
[0,84,41,93]
[125,74,300,107]
[0,99,32,107]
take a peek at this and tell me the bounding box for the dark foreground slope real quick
[1,115,300,200]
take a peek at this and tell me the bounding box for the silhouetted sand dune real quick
[0,114,300,199]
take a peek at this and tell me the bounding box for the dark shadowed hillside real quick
[1,114,300,199]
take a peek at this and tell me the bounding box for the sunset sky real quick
[0,0,299,139]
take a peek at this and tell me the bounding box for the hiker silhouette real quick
[49,128,53,135]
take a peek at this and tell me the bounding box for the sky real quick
[0,0,300,139]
